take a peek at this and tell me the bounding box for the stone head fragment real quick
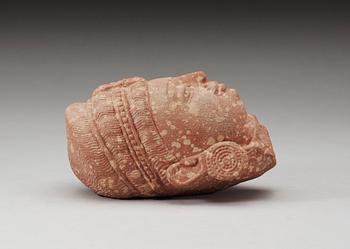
[65,71,276,198]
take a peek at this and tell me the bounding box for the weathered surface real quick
[65,71,276,198]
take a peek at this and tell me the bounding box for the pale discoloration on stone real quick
[192,147,202,153]
[207,137,216,146]
[65,71,276,198]
[183,139,191,145]
[171,141,182,149]
[217,135,225,142]
[160,130,168,136]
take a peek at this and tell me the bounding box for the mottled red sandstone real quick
[65,71,276,198]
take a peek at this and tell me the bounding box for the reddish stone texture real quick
[65,71,276,198]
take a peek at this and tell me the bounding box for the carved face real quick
[147,72,275,190]
[148,71,251,160]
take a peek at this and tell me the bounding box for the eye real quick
[184,87,191,98]
[173,84,194,103]
[184,86,194,102]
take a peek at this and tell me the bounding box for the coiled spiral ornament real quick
[206,142,249,181]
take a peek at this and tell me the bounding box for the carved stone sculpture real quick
[65,71,276,198]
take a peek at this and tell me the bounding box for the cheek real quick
[191,91,233,123]
[188,90,218,115]
[189,92,249,144]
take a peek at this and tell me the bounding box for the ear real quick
[166,157,204,187]
[166,141,249,187]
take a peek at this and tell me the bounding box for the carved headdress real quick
[65,72,276,198]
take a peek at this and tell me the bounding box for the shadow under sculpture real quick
[65,71,276,198]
